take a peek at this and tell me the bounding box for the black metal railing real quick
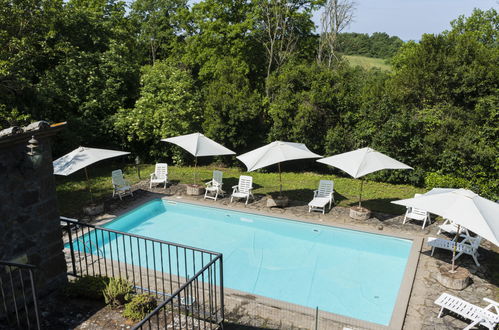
[0,261,40,330]
[60,218,224,329]
[133,254,224,329]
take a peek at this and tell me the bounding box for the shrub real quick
[103,278,134,306]
[424,172,469,190]
[63,275,110,300]
[123,294,157,321]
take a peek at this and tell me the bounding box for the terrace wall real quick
[0,123,67,294]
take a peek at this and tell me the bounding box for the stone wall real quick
[0,126,67,294]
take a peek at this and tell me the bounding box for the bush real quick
[63,276,110,300]
[424,172,498,201]
[123,294,157,321]
[103,278,134,306]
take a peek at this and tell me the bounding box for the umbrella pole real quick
[358,179,364,207]
[84,167,94,204]
[194,156,197,185]
[451,225,460,273]
[278,162,282,195]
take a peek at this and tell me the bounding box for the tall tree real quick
[253,0,319,95]
[317,0,355,66]
[130,0,188,64]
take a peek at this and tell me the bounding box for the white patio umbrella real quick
[236,141,322,194]
[161,132,235,184]
[53,146,130,202]
[392,188,499,270]
[317,147,413,207]
[393,188,499,246]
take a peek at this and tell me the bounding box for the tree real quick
[114,60,201,161]
[317,0,355,66]
[202,57,264,153]
[130,0,189,64]
[253,0,319,95]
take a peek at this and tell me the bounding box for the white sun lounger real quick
[204,170,224,201]
[402,193,431,229]
[231,175,254,205]
[435,293,499,330]
[149,163,168,189]
[112,169,133,200]
[308,180,334,214]
[427,235,482,266]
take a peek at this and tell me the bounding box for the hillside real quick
[344,55,391,71]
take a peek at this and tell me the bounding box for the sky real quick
[313,0,498,40]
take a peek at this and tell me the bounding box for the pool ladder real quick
[77,238,105,257]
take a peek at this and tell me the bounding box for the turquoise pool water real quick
[96,199,412,325]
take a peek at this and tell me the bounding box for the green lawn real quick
[56,163,424,217]
[344,55,391,71]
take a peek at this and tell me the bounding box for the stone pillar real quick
[0,123,67,294]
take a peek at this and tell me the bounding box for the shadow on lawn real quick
[346,197,407,216]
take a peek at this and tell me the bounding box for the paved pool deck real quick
[82,181,498,330]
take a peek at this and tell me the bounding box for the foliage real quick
[202,57,264,153]
[122,294,157,321]
[63,275,110,300]
[1,2,498,199]
[337,32,404,58]
[103,277,134,306]
[114,60,201,162]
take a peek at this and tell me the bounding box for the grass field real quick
[344,55,391,71]
[56,163,424,217]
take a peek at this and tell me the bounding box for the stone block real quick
[20,190,40,206]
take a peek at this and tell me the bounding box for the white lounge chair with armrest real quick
[150,163,168,188]
[427,235,482,266]
[308,180,334,214]
[402,193,431,229]
[435,293,499,330]
[230,175,254,205]
[204,170,224,201]
[112,169,133,200]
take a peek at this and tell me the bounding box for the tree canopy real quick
[0,2,497,199]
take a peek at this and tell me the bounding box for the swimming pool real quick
[95,199,412,325]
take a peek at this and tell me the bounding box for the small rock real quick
[76,313,83,318]
[378,225,383,230]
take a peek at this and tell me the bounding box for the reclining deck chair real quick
[435,293,498,330]
[112,169,133,200]
[308,180,334,214]
[402,193,431,229]
[150,163,168,189]
[204,170,224,201]
[230,175,254,205]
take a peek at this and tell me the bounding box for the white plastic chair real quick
[308,180,334,214]
[204,170,224,201]
[437,218,470,237]
[150,163,168,189]
[402,193,431,229]
[435,293,498,330]
[230,175,254,205]
[427,235,482,266]
[112,169,133,200]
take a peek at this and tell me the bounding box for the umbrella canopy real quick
[237,141,321,194]
[237,141,321,172]
[53,146,130,176]
[161,132,235,157]
[392,188,499,246]
[316,147,413,179]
